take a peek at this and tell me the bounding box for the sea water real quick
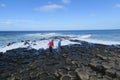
[0,29,120,52]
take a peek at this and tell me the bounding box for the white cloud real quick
[0,20,31,26]
[0,21,13,25]
[115,4,120,8]
[35,4,64,12]
[62,0,71,4]
[0,3,6,8]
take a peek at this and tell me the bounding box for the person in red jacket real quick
[48,40,54,53]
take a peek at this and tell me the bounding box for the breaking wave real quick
[0,32,120,53]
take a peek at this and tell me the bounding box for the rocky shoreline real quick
[0,40,120,80]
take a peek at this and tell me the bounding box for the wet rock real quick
[115,66,120,71]
[75,68,83,73]
[97,73,103,78]
[68,71,77,78]
[7,42,15,46]
[89,62,103,73]
[54,71,60,78]
[0,41,120,80]
[58,69,68,76]
[62,53,68,58]
[89,75,97,80]
[24,40,30,45]
[105,69,116,78]
[96,54,108,60]
[37,73,48,79]
[102,62,113,70]
[88,71,97,77]
[45,59,59,66]
[76,71,89,80]
[0,52,3,56]
[21,40,24,42]
[118,55,120,58]
[103,75,113,80]
[60,75,71,80]
[21,59,32,64]
[89,75,98,80]
[116,71,120,79]
[65,65,77,71]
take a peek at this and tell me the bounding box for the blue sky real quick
[0,0,120,31]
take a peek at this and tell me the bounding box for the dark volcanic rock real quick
[0,41,120,80]
[0,52,3,56]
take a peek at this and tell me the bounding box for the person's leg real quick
[58,47,62,53]
[51,47,53,53]
[49,47,52,53]
[57,47,62,60]
[49,47,51,53]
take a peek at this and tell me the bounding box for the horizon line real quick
[0,29,120,32]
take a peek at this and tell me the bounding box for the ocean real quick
[0,29,120,52]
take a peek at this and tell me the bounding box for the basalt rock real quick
[0,41,120,80]
[105,69,116,78]
[77,71,89,80]
[116,71,120,79]
[0,52,3,56]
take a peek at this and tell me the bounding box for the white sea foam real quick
[0,33,120,53]
[0,42,27,53]
[71,36,120,45]
[79,34,92,39]
[25,33,61,38]
[0,39,80,53]
[84,39,120,45]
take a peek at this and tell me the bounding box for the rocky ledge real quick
[0,40,120,80]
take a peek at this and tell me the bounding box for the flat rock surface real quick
[0,41,120,80]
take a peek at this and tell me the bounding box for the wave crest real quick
[25,33,59,37]
[25,33,92,39]
[80,34,92,39]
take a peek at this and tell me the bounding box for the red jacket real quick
[48,41,54,47]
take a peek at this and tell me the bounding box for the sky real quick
[0,0,120,31]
